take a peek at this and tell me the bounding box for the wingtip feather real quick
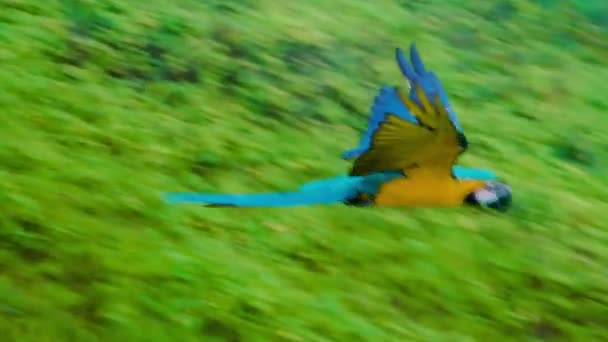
[396,46,416,82]
[409,43,426,75]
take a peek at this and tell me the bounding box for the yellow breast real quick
[374,176,485,208]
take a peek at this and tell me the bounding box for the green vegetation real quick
[1,0,608,340]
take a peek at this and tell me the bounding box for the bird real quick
[165,43,512,212]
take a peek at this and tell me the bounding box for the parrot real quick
[165,43,512,211]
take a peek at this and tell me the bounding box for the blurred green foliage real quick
[1,0,608,340]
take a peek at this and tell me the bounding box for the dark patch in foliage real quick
[255,68,283,86]
[144,42,166,62]
[532,52,563,68]
[1,148,37,173]
[3,219,51,262]
[240,88,286,122]
[206,0,254,13]
[96,135,123,156]
[71,286,107,326]
[278,40,328,74]
[258,101,284,121]
[554,141,594,166]
[579,52,604,66]
[322,45,362,74]
[219,67,247,95]
[109,41,200,84]
[201,318,241,341]
[167,66,199,83]
[14,218,44,234]
[288,101,332,124]
[511,108,538,121]
[59,254,110,325]
[53,38,90,67]
[107,54,199,84]
[52,0,113,66]
[398,0,431,11]
[2,2,44,14]
[234,301,264,322]
[526,275,544,290]
[144,19,201,83]
[80,17,202,84]
[507,51,528,66]
[531,319,561,340]
[530,0,557,8]
[320,85,358,113]
[588,98,608,112]
[113,204,148,221]
[284,251,324,273]
[483,1,517,22]
[551,30,578,49]
[192,153,223,177]
[212,25,261,64]
[577,3,608,31]
[280,82,361,124]
[62,0,113,38]
[572,246,597,261]
[62,252,108,288]
[443,26,480,50]
[452,84,499,107]
[163,90,189,106]
[106,66,150,83]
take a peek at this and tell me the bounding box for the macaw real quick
[166,43,512,211]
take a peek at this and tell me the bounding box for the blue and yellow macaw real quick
[166,43,512,211]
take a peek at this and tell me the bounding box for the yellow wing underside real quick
[350,86,462,177]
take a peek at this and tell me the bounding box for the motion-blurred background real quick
[1,0,607,340]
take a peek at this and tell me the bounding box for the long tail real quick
[164,176,362,207]
[164,166,497,207]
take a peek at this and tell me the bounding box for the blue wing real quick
[342,43,465,161]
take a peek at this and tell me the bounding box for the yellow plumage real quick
[374,169,485,207]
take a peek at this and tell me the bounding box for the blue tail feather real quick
[164,189,351,207]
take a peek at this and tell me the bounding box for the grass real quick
[1,0,608,340]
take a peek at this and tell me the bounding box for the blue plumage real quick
[451,166,497,181]
[164,189,351,207]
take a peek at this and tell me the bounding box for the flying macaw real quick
[166,43,512,211]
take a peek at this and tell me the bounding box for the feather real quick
[349,113,435,176]
[410,43,427,74]
[452,166,497,180]
[396,47,417,84]
[398,44,464,133]
[164,190,351,207]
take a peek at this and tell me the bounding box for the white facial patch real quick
[475,188,499,205]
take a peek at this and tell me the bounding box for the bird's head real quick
[465,181,512,212]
